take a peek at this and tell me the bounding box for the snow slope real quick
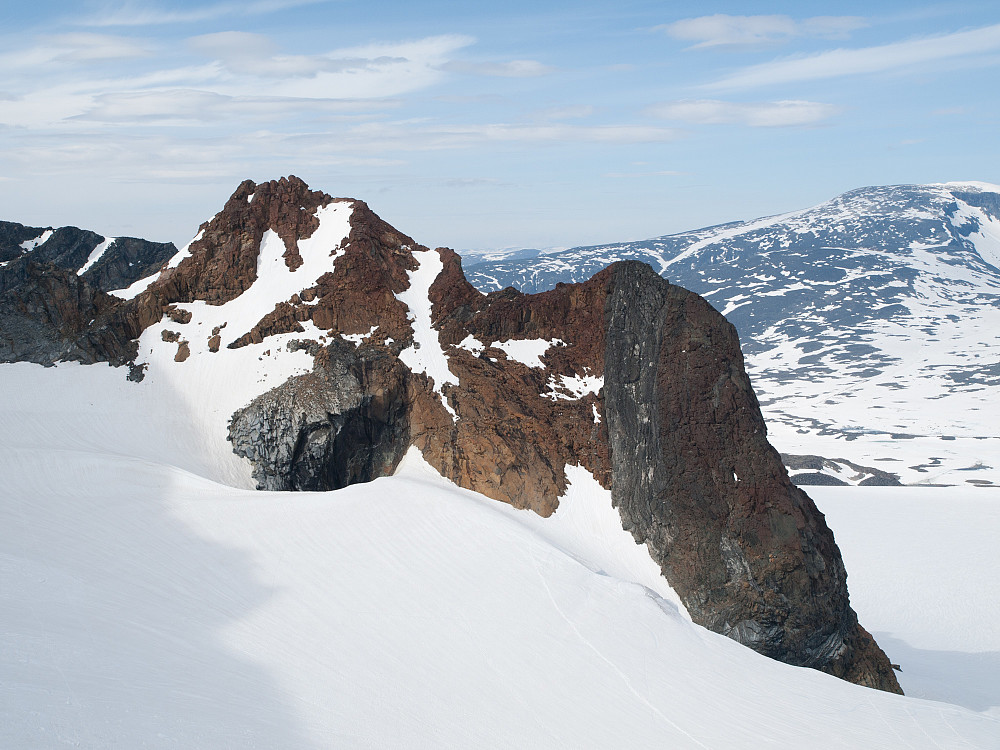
[2,361,998,748]
[812,486,1000,718]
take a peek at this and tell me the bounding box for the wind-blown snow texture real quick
[466,182,1000,487]
[1,361,998,748]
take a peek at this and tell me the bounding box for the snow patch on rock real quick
[78,236,116,276]
[543,372,603,401]
[19,229,52,252]
[395,248,458,419]
[492,337,563,368]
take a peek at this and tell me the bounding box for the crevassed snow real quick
[1,363,998,748]
[491,337,563,368]
[395,248,458,419]
[77,236,116,275]
[19,228,52,251]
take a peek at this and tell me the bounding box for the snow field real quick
[1,362,999,748]
[812,486,1000,717]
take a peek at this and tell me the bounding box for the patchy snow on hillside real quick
[1,361,998,748]
[543,371,603,400]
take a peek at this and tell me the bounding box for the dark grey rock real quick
[791,472,850,486]
[228,340,411,491]
[602,261,900,692]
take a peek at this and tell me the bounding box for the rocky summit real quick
[0,176,901,693]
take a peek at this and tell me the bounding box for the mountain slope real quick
[1,361,997,748]
[465,182,1000,487]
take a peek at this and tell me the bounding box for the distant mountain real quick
[465,182,1000,487]
[0,220,176,365]
[0,221,176,293]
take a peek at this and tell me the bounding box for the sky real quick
[1,1,998,253]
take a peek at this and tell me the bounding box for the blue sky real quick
[2,1,998,251]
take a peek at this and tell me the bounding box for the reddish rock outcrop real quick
[0,177,902,693]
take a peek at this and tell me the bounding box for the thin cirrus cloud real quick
[649,99,837,127]
[705,23,1000,90]
[188,31,409,78]
[0,31,475,128]
[48,33,154,62]
[73,89,399,124]
[80,0,334,27]
[439,59,555,77]
[328,122,682,151]
[660,14,868,49]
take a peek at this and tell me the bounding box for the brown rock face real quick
[0,176,901,693]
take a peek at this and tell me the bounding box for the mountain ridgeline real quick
[0,177,902,692]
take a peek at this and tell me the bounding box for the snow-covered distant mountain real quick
[466,182,1000,487]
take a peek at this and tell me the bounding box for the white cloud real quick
[660,14,867,48]
[648,99,837,127]
[450,123,679,144]
[706,23,1000,90]
[0,33,474,128]
[440,59,555,77]
[276,120,681,154]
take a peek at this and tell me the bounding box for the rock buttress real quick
[229,339,411,491]
[602,261,901,692]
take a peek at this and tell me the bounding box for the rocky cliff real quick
[0,177,901,693]
[0,221,174,366]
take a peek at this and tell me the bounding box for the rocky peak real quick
[144,176,342,307]
[0,176,902,693]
